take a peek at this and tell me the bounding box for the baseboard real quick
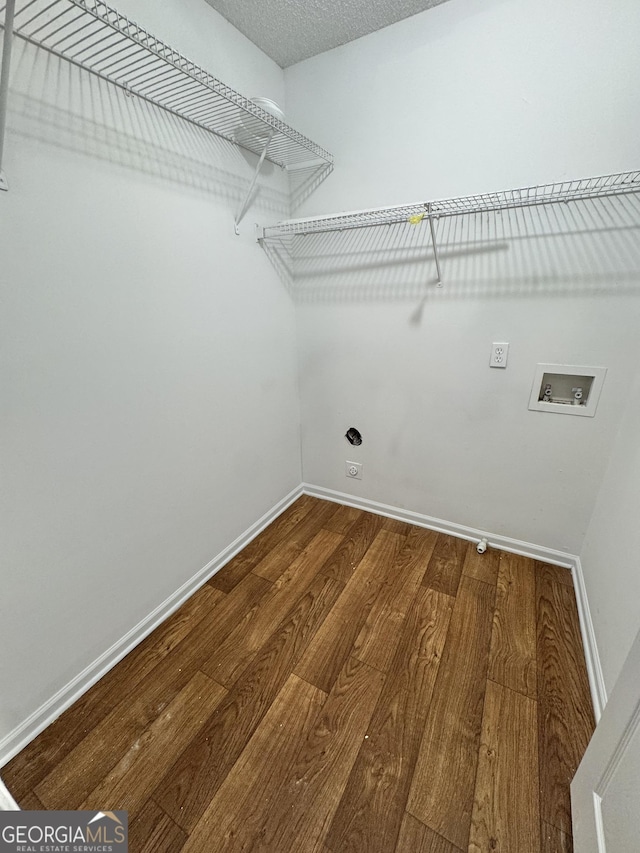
[303,484,576,567]
[0,778,19,810]
[571,557,607,722]
[0,484,304,769]
[303,483,607,722]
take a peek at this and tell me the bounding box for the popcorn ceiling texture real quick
[204,0,452,67]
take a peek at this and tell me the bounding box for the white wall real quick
[580,373,640,696]
[285,0,640,553]
[285,0,640,209]
[0,0,299,746]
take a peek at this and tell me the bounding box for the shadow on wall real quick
[289,162,335,213]
[6,40,295,221]
[262,192,640,305]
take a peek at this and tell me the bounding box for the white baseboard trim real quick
[303,484,576,567]
[571,557,607,723]
[0,778,19,811]
[303,483,607,722]
[0,485,304,770]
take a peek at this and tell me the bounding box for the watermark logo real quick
[0,810,127,852]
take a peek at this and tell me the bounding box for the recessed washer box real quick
[528,364,607,417]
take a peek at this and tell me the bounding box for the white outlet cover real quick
[490,342,509,368]
[345,460,363,480]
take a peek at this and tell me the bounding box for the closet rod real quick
[0,0,15,191]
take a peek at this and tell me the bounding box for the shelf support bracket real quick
[0,0,16,192]
[234,134,273,235]
[427,203,442,285]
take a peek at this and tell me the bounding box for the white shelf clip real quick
[0,0,16,192]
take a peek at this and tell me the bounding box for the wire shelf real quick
[259,171,640,238]
[0,0,333,169]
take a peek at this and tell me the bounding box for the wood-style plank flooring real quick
[2,496,594,852]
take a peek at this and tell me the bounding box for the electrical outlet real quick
[490,342,509,368]
[345,460,362,480]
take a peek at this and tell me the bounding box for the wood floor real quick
[2,496,595,852]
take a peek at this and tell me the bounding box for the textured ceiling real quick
[204,0,453,68]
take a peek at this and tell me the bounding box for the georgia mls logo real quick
[0,809,128,852]
[88,812,122,826]
[86,811,126,841]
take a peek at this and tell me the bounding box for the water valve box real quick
[528,364,606,417]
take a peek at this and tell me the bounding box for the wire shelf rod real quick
[46,12,93,46]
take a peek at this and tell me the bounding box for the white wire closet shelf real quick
[0,0,333,170]
[258,171,640,239]
[257,170,640,285]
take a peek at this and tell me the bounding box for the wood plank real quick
[539,561,574,588]
[353,526,438,673]
[128,799,188,853]
[326,586,453,853]
[381,517,415,537]
[180,674,326,853]
[1,584,225,799]
[488,552,537,698]
[468,680,540,853]
[294,530,404,693]
[208,494,322,591]
[541,820,573,853]
[537,565,594,835]
[395,813,462,853]
[35,663,194,810]
[121,585,224,681]
[15,791,45,810]
[155,571,344,832]
[323,503,362,535]
[538,693,584,837]
[407,575,496,849]
[462,544,500,587]
[131,583,220,667]
[421,533,466,597]
[34,575,270,809]
[202,529,343,687]
[181,572,273,661]
[252,499,341,582]
[81,671,226,816]
[250,537,306,583]
[319,512,385,584]
[214,656,385,853]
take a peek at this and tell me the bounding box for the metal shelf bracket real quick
[427,202,442,285]
[234,134,273,235]
[0,0,16,192]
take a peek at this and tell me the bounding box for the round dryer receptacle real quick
[345,427,362,446]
